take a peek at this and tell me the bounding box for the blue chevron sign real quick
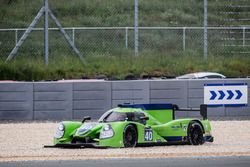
[204,83,248,107]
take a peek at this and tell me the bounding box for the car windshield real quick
[99,111,127,123]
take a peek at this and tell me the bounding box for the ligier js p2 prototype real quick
[46,104,213,148]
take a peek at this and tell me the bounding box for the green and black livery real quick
[47,103,213,148]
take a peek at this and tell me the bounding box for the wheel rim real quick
[189,124,204,145]
[124,126,137,147]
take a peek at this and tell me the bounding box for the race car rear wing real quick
[173,104,207,120]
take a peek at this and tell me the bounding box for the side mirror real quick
[82,116,91,123]
[139,116,149,121]
[139,116,149,125]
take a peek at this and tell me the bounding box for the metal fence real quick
[0,0,250,62]
[0,26,250,61]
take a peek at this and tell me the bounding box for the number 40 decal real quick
[144,128,153,141]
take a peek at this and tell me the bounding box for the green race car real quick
[48,103,213,148]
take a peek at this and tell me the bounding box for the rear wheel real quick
[123,125,137,147]
[188,121,205,145]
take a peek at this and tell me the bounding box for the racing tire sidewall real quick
[188,121,205,145]
[123,124,137,147]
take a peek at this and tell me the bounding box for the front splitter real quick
[44,143,108,149]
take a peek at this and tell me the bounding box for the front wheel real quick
[187,121,205,145]
[123,125,137,147]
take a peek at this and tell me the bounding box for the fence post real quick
[183,27,186,51]
[44,0,49,66]
[125,27,128,48]
[204,0,208,60]
[243,27,246,47]
[15,29,18,45]
[72,28,75,46]
[134,0,139,56]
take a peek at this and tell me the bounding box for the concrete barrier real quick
[0,83,33,120]
[34,82,72,120]
[112,81,149,107]
[0,79,249,120]
[73,81,111,119]
[150,80,188,118]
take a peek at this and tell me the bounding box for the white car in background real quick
[176,72,226,79]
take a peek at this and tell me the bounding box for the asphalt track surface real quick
[1,156,250,167]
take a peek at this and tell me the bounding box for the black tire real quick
[123,124,137,147]
[187,121,205,145]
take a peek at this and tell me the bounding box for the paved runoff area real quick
[0,118,250,162]
[1,156,250,167]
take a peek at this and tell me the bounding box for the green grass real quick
[0,53,249,81]
[0,0,250,80]
[1,0,246,28]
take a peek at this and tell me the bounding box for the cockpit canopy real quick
[99,111,146,124]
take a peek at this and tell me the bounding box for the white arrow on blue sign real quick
[204,83,248,107]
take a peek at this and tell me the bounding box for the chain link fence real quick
[0,0,250,62]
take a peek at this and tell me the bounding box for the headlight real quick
[58,123,64,131]
[100,124,114,139]
[54,123,65,139]
[76,123,97,135]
